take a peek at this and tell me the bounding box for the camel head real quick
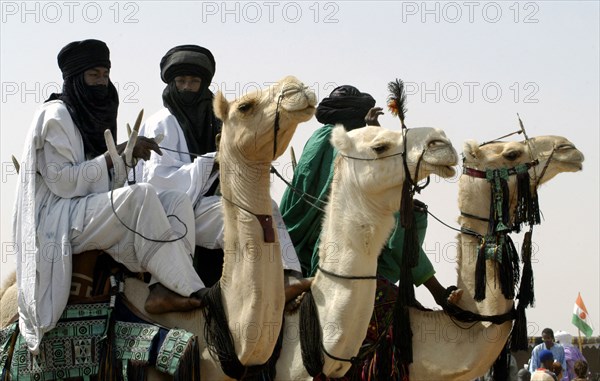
[527,135,584,183]
[213,76,317,162]
[457,135,584,319]
[331,125,458,212]
[463,135,584,185]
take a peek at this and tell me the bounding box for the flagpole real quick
[577,328,583,353]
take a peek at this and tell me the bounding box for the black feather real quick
[387,79,408,127]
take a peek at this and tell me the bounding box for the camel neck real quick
[219,155,273,214]
[216,146,285,366]
[311,177,396,376]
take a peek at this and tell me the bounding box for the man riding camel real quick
[14,39,207,353]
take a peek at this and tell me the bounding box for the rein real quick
[270,166,327,212]
[272,91,283,160]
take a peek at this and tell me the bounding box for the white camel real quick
[407,135,584,381]
[276,125,459,379]
[1,76,316,380]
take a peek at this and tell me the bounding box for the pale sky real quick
[1,1,598,338]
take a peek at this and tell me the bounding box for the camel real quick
[1,76,317,380]
[275,125,459,379]
[405,135,585,381]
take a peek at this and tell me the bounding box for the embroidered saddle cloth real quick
[0,302,197,380]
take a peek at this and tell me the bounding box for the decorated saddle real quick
[0,257,200,381]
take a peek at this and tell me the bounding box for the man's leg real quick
[71,184,205,313]
[194,195,224,249]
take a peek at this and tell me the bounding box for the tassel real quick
[173,337,201,381]
[97,309,123,381]
[515,168,542,230]
[375,328,394,380]
[492,344,510,381]
[498,236,519,300]
[400,179,413,229]
[511,229,536,351]
[127,360,148,380]
[529,192,541,226]
[519,230,535,307]
[474,240,488,302]
[510,305,529,351]
[498,236,510,299]
[515,170,530,231]
[390,209,418,376]
[299,291,324,377]
[202,283,246,379]
[500,173,511,231]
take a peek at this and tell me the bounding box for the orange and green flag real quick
[572,292,594,338]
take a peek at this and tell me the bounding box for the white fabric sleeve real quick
[138,113,217,204]
[38,118,110,197]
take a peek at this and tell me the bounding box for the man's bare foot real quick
[285,277,313,304]
[144,283,204,314]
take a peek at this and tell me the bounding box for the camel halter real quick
[453,118,552,354]
[272,83,312,159]
[338,127,431,194]
[212,84,312,243]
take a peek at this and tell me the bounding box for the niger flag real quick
[572,293,594,338]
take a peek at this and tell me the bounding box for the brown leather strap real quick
[255,215,275,243]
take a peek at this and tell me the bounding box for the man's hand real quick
[107,136,161,170]
[365,107,383,126]
[116,136,162,161]
[129,136,162,161]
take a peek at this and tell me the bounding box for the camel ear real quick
[463,140,480,161]
[330,124,353,153]
[213,91,229,122]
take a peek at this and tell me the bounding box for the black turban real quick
[57,39,111,79]
[315,85,376,130]
[47,39,118,159]
[160,45,221,161]
[160,45,216,84]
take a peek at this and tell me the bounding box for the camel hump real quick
[0,271,16,300]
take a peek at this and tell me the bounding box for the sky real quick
[1,1,598,341]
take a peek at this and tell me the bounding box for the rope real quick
[109,181,188,244]
[270,166,327,212]
[316,264,377,280]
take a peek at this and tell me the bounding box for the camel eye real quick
[237,102,253,113]
[556,144,574,151]
[503,150,522,161]
[372,144,389,154]
[428,139,445,148]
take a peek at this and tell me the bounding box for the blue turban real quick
[539,349,554,363]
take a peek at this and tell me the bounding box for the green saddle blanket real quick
[0,302,197,380]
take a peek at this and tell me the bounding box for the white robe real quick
[14,101,203,353]
[136,108,302,273]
